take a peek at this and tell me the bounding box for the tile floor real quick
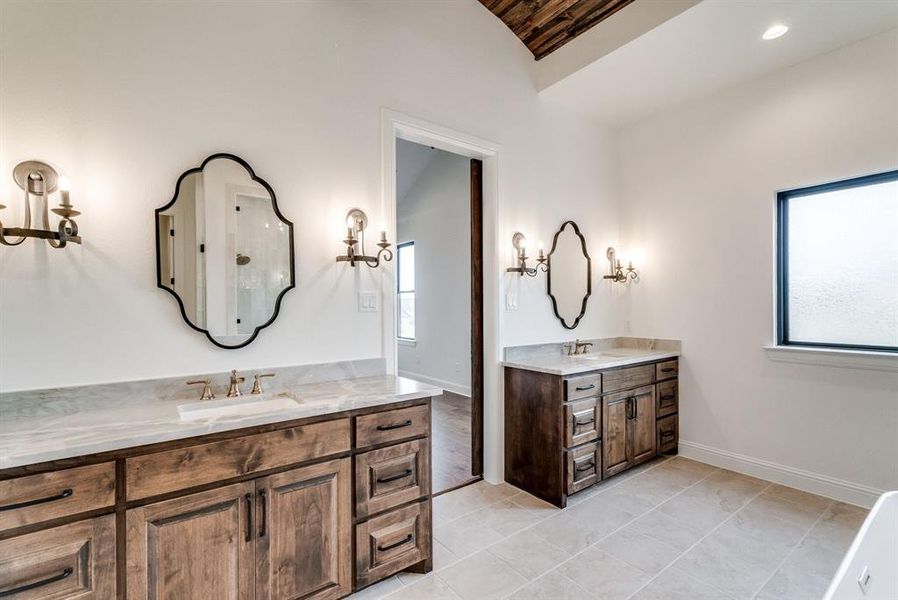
[348,456,868,600]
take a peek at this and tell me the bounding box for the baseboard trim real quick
[678,440,884,509]
[397,370,471,397]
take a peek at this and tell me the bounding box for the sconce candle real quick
[603,246,638,283]
[0,160,82,248]
[335,208,393,268]
[507,231,547,277]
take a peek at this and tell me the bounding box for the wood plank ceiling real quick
[479,0,636,60]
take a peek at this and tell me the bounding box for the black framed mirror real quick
[155,153,295,349]
[546,220,591,329]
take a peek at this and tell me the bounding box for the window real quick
[777,170,898,352]
[397,242,415,340]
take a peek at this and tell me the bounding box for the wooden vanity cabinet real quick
[505,359,678,507]
[0,398,432,600]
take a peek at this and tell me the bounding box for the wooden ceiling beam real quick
[479,0,636,60]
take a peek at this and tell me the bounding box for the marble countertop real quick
[502,346,680,376]
[0,375,441,470]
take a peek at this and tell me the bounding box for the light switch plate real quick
[506,291,518,311]
[358,291,377,312]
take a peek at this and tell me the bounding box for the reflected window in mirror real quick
[156,154,294,349]
[546,221,592,329]
[397,241,416,341]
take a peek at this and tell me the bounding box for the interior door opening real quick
[395,138,484,495]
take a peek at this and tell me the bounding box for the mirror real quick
[547,220,591,329]
[156,154,294,348]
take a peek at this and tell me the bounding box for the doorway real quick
[395,139,484,495]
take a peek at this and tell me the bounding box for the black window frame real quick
[396,240,416,341]
[776,169,898,353]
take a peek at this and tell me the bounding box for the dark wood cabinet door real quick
[628,385,657,465]
[255,458,351,600]
[602,391,630,478]
[0,515,115,599]
[126,482,254,600]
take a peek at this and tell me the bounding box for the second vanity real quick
[503,338,681,508]
[0,365,438,599]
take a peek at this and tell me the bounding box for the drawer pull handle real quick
[660,395,675,401]
[378,534,414,552]
[660,430,676,439]
[574,417,595,427]
[258,490,267,538]
[660,367,676,373]
[574,384,595,391]
[575,461,596,473]
[376,420,413,431]
[0,567,73,597]
[0,488,72,512]
[244,493,253,542]
[377,469,413,484]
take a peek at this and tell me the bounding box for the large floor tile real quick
[595,528,682,575]
[509,491,561,518]
[456,498,543,537]
[721,504,809,554]
[559,547,652,600]
[744,491,830,529]
[348,576,404,600]
[625,508,706,552]
[805,502,868,552]
[673,528,780,599]
[434,514,505,558]
[432,540,459,571]
[488,530,571,580]
[762,483,833,512]
[663,457,718,478]
[681,470,769,512]
[656,493,732,535]
[755,559,834,600]
[386,575,461,600]
[439,550,528,600]
[631,567,737,600]
[508,570,590,600]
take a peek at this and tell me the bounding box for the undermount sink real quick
[178,393,301,421]
[579,351,631,359]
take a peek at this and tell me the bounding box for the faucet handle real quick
[251,373,276,395]
[186,379,215,401]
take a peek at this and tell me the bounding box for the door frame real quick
[380,109,501,481]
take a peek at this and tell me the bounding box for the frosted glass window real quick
[779,172,898,351]
[397,242,415,340]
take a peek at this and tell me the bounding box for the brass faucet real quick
[570,339,593,355]
[227,369,245,398]
[251,373,276,395]
[186,379,215,400]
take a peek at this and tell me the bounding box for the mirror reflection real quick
[547,220,591,329]
[156,154,294,348]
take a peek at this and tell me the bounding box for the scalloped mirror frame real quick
[546,220,592,329]
[154,153,295,349]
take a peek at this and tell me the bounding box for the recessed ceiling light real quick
[763,24,789,40]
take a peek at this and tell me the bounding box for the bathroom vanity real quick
[0,371,437,599]
[503,339,680,507]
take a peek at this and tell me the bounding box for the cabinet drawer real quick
[355,501,431,588]
[565,374,601,401]
[355,404,429,448]
[656,380,678,418]
[564,398,599,448]
[126,419,351,500]
[0,515,116,599]
[0,463,115,533]
[565,442,600,495]
[602,364,654,393]
[355,440,429,519]
[657,415,679,454]
[655,360,678,381]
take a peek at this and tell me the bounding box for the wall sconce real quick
[335,208,393,268]
[506,232,547,277]
[0,160,82,248]
[603,246,638,283]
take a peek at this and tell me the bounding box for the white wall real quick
[0,1,624,482]
[397,149,472,396]
[619,29,898,500]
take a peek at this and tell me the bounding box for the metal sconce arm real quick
[602,246,638,283]
[335,208,393,268]
[506,231,547,277]
[0,161,82,248]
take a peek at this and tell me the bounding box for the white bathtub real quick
[824,491,898,600]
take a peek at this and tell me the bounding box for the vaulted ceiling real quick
[479,0,636,60]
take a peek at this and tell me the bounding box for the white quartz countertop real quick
[502,347,680,376]
[0,375,441,470]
